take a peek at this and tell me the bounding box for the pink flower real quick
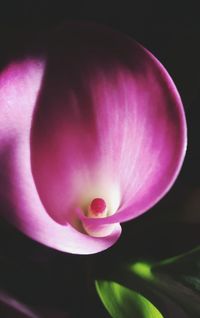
[0,22,186,254]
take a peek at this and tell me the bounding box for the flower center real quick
[82,196,118,237]
[88,198,107,217]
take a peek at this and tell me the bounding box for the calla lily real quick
[0,22,186,254]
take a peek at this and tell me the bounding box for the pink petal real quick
[31,22,186,227]
[0,59,121,254]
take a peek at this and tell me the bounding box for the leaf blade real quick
[95,280,164,318]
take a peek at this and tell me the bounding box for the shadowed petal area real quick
[0,59,121,254]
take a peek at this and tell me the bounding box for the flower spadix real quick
[88,198,107,217]
[0,22,187,254]
[81,197,117,237]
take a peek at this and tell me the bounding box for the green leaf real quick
[130,246,200,316]
[153,246,200,292]
[95,280,164,318]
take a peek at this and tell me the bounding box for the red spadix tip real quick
[90,198,107,215]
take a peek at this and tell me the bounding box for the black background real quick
[0,1,200,317]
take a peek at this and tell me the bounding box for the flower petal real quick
[0,21,186,251]
[31,22,186,228]
[0,59,121,254]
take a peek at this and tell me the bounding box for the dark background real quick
[0,1,200,317]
